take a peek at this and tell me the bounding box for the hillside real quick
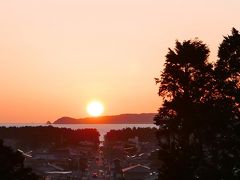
[53,113,156,124]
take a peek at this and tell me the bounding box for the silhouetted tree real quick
[215,28,240,110]
[155,30,240,180]
[155,39,213,180]
[210,28,240,179]
[0,139,39,180]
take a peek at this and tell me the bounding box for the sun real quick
[87,101,104,117]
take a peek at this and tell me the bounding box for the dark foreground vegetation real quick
[155,28,240,179]
[0,139,39,180]
[0,126,100,149]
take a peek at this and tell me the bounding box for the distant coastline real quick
[53,113,156,124]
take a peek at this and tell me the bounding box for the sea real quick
[0,124,157,141]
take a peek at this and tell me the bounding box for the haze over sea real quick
[0,123,156,141]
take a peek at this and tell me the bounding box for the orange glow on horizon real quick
[0,0,240,122]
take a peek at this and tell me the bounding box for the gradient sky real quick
[0,0,239,123]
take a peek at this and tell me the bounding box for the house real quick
[126,153,150,167]
[122,164,151,180]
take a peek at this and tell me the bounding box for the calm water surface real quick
[0,123,156,141]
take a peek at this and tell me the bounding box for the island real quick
[53,113,156,124]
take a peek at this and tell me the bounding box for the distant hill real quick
[53,113,156,124]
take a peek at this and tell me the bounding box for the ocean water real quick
[0,123,157,141]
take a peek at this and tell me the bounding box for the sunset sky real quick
[0,0,240,123]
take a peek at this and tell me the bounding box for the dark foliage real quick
[104,127,157,142]
[0,139,39,180]
[154,29,240,180]
[0,126,100,149]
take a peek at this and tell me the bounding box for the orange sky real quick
[0,0,240,123]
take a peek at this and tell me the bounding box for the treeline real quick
[104,127,157,142]
[0,126,100,149]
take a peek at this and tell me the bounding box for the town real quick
[0,126,159,180]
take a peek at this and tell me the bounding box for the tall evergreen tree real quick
[215,28,240,112]
[212,28,240,179]
[155,39,213,180]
